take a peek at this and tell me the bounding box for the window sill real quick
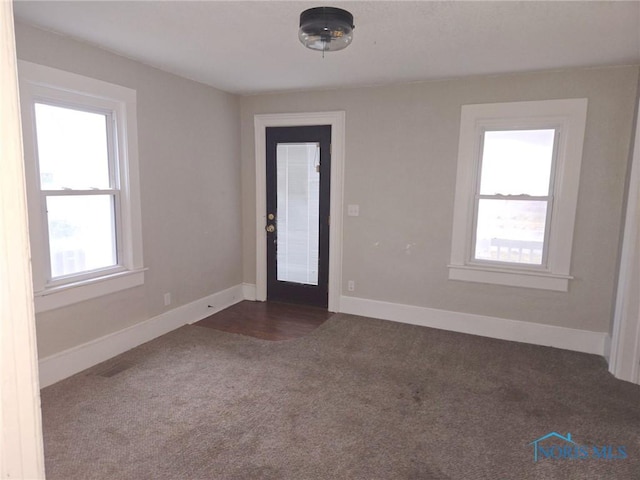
[448,264,571,292]
[34,268,146,313]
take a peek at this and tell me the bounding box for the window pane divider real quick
[476,194,550,201]
[40,189,118,196]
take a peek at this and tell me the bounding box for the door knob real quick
[265,224,275,233]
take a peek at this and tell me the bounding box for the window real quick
[473,129,555,266]
[449,99,588,291]
[35,103,118,280]
[19,61,144,312]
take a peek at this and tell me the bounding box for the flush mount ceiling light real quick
[298,7,355,53]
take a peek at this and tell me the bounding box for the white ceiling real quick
[12,1,640,95]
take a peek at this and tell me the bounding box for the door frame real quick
[609,98,640,384]
[1,1,46,476]
[255,111,345,312]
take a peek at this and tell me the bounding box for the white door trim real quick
[254,112,345,312]
[609,98,640,384]
[0,1,46,477]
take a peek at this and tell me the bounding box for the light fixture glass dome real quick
[298,7,354,52]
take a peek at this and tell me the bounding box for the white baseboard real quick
[236,287,606,355]
[38,284,244,388]
[46,284,605,387]
[340,295,609,356]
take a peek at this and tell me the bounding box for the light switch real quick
[347,204,360,217]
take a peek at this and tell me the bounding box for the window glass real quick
[474,129,555,266]
[475,199,547,265]
[34,103,110,190]
[479,129,555,196]
[46,195,117,278]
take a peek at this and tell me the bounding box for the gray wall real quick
[241,66,639,333]
[16,23,242,358]
[15,20,640,356]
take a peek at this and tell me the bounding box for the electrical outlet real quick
[163,293,171,306]
[347,280,355,292]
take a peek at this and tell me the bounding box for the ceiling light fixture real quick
[298,7,355,53]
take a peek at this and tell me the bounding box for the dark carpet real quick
[41,314,640,479]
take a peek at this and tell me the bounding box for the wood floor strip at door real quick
[195,300,333,341]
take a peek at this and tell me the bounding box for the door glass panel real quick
[276,143,320,285]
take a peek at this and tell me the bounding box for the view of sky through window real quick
[474,129,556,265]
[34,103,117,278]
[34,103,110,190]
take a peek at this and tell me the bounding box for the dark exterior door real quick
[265,125,331,308]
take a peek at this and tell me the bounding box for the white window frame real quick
[449,99,588,292]
[19,61,145,312]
